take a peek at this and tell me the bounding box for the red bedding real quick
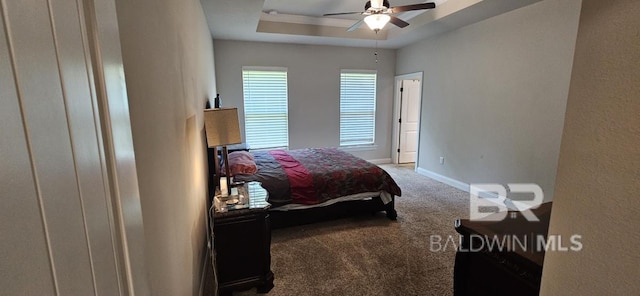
[234,147,401,206]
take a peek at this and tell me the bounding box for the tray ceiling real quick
[201,0,541,49]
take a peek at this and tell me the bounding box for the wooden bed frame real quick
[268,196,397,228]
[206,146,397,228]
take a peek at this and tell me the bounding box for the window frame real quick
[339,69,378,147]
[241,66,289,150]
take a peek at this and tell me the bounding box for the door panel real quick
[0,10,57,295]
[49,0,122,293]
[4,0,95,293]
[0,0,123,294]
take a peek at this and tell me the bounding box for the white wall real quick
[541,0,640,294]
[114,0,216,294]
[396,0,582,201]
[213,40,396,161]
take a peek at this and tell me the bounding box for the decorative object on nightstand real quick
[204,107,242,197]
[211,182,274,295]
[214,93,222,108]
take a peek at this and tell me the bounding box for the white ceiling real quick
[201,0,541,49]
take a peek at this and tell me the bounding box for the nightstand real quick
[453,202,552,296]
[211,182,274,295]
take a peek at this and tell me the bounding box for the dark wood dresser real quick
[212,182,274,296]
[454,202,552,296]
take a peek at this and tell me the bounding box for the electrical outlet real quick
[440,157,445,165]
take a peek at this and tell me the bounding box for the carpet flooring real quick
[234,164,471,296]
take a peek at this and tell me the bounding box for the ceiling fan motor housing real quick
[365,0,391,11]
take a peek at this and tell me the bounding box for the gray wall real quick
[213,40,396,161]
[115,0,216,294]
[541,0,640,294]
[396,0,582,201]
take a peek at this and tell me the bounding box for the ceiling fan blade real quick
[347,19,364,32]
[390,2,436,13]
[323,11,363,16]
[388,16,409,28]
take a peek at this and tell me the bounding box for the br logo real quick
[469,183,544,222]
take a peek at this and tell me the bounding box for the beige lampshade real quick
[204,108,242,147]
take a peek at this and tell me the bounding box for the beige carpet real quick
[236,164,471,296]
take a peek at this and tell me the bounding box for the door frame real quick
[392,72,423,166]
[82,0,150,294]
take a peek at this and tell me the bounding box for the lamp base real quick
[218,177,241,198]
[222,145,232,196]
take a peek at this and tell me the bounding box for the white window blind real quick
[340,70,377,146]
[242,68,289,149]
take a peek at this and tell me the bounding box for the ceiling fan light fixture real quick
[364,14,390,31]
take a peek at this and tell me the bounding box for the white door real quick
[0,0,147,294]
[398,79,421,163]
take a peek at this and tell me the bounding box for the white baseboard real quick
[368,158,392,165]
[415,167,505,202]
[199,247,211,296]
[416,167,468,191]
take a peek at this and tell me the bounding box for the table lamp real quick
[204,107,242,197]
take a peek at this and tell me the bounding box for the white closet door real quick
[399,79,421,163]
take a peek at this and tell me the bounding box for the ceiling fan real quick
[323,0,436,32]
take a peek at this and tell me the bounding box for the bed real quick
[208,146,401,228]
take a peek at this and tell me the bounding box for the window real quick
[242,67,289,149]
[340,70,377,146]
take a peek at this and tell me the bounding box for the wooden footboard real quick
[269,195,396,229]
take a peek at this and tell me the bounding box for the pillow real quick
[221,151,257,176]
